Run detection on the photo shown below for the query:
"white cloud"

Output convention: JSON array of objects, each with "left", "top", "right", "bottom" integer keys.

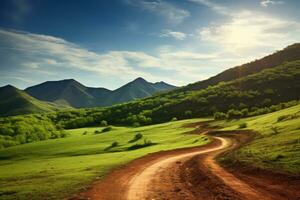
[
  {"left": 0, "top": 28, "right": 237, "bottom": 87},
  {"left": 125, "top": 0, "right": 190, "bottom": 24},
  {"left": 159, "top": 29, "right": 187, "bottom": 40},
  {"left": 198, "top": 10, "right": 300, "bottom": 53},
  {"left": 188, "top": 0, "right": 229, "bottom": 15},
  {"left": 260, "top": 0, "right": 284, "bottom": 7}
]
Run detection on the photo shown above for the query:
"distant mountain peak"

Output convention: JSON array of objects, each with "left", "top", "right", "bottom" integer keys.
[
  {"left": 2, "top": 84, "right": 16, "bottom": 89},
  {"left": 132, "top": 77, "right": 147, "bottom": 83}
]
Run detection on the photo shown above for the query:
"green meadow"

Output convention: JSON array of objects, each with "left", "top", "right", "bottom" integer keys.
[
  {"left": 0, "top": 119, "right": 209, "bottom": 200},
  {"left": 213, "top": 104, "right": 300, "bottom": 173}
]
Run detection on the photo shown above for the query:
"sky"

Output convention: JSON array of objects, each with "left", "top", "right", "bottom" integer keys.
[{"left": 0, "top": 0, "right": 300, "bottom": 89}]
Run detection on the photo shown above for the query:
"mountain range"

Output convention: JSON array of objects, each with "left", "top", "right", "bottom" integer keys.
[
  {"left": 25, "top": 77, "right": 176, "bottom": 108},
  {"left": 0, "top": 78, "right": 176, "bottom": 116}
]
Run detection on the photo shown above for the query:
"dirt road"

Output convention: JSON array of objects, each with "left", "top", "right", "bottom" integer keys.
[{"left": 76, "top": 134, "right": 300, "bottom": 200}]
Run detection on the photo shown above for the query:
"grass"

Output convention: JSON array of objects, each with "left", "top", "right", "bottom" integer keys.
[
  {"left": 211, "top": 104, "right": 300, "bottom": 173},
  {"left": 0, "top": 118, "right": 209, "bottom": 200}
]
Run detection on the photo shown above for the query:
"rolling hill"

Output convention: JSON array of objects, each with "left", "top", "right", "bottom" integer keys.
[
  {"left": 25, "top": 78, "right": 176, "bottom": 108},
  {"left": 182, "top": 43, "right": 300, "bottom": 91},
  {"left": 0, "top": 85, "right": 66, "bottom": 117}
]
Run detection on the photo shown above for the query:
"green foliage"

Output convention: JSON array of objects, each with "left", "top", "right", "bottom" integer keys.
[
  {"left": 127, "top": 139, "right": 155, "bottom": 150},
  {"left": 129, "top": 133, "right": 143, "bottom": 143},
  {"left": 171, "top": 117, "right": 178, "bottom": 121},
  {"left": 214, "top": 112, "right": 227, "bottom": 120},
  {"left": 102, "top": 126, "right": 112, "bottom": 133},
  {"left": 94, "top": 130, "right": 101, "bottom": 134},
  {"left": 239, "top": 123, "right": 247, "bottom": 129},
  {"left": 100, "top": 120, "right": 108, "bottom": 126}
]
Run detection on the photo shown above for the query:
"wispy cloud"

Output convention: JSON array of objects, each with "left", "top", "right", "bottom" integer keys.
[
  {"left": 0, "top": 28, "right": 236, "bottom": 88},
  {"left": 260, "top": 0, "right": 284, "bottom": 7},
  {"left": 159, "top": 29, "right": 187, "bottom": 40},
  {"left": 188, "top": 0, "right": 229, "bottom": 15},
  {"left": 125, "top": 0, "right": 190, "bottom": 24}
]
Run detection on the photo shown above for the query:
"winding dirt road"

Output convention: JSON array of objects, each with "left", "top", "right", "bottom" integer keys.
[{"left": 75, "top": 133, "right": 300, "bottom": 200}]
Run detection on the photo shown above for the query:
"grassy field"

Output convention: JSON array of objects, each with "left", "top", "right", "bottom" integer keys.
[
  {"left": 212, "top": 104, "right": 300, "bottom": 173},
  {"left": 0, "top": 118, "right": 209, "bottom": 200}
]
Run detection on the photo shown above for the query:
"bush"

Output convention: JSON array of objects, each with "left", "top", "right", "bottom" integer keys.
[
  {"left": 111, "top": 141, "right": 118, "bottom": 147},
  {"left": 171, "top": 117, "right": 177, "bottom": 121},
  {"left": 83, "top": 131, "right": 88, "bottom": 135},
  {"left": 104, "top": 141, "right": 119, "bottom": 151},
  {"left": 102, "top": 126, "right": 112, "bottom": 133},
  {"left": 100, "top": 120, "right": 108, "bottom": 126},
  {"left": 129, "top": 133, "right": 143, "bottom": 143},
  {"left": 127, "top": 139, "right": 155, "bottom": 150},
  {"left": 214, "top": 112, "right": 227, "bottom": 120},
  {"left": 227, "top": 109, "right": 243, "bottom": 119},
  {"left": 239, "top": 123, "right": 247, "bottom": 129},
  {"left": 132, "top": 122, "right": 140, "bottom": 127}
]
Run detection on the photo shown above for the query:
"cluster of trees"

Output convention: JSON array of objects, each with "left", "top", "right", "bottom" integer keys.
[
  {"left": 0, "top": 115, "right": 67, "bottom": 148},
  {"left": 214, "top": 100, "right": 300, "bottom": 120},
  {"left": 0, "top": 60, "right": 299, "bottom": 148}
]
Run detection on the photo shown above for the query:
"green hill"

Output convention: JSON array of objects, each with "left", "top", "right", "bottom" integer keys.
[
  {"left": 182, "top": 43, "right": 300, "bottom": 91},
  {"left": 25, "top": 78, "right": 176, "bottom": 108},
  {"left": 0, "top": 85, "right": 66, "bottom": 117}
]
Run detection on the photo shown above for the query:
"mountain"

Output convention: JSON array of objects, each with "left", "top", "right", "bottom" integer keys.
[
  {"left": 0, "top": 85, "right": 66, "bottom": 116},
  {"left": 182, "top": 43, "right": 300, "bottom": 91},
  {"left": 25, "top": 78, "right": 176, "bottom": 108},
  {"left": 101, "top": 78, "right": 176, "bottom": 105},
  {"left": 25, "top": 79, "right": 111, "bottom": 108}
]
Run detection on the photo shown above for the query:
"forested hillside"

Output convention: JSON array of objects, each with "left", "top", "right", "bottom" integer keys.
[{"left": 182, "top": 43, "right": 300, "bottom": 91}]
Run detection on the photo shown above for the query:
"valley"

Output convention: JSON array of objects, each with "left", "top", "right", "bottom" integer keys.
[{"left": 0, "top": 44, "right": 299, "bottom": 200}]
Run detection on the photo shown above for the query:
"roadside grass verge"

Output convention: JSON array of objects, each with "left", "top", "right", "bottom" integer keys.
[{"left": 211, "top": 104, "right": 300, "bottom": 173}]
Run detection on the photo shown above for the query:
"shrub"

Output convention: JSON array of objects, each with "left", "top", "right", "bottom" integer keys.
[
  {"left": 129, "top": 133, "right": 143, "bottom": 143},
  {"left": 132, "top": 122, "right": 140, "bottom": 127},
  {"left": 94, "top": 130, "right": 101, "bottom": 134},
  {"left": 83, "top": 131, "right": 88, "bottom": 135},
  {"left": 214, "top": 112, "right": 227, "bottom": 120},
  {"left": 171, "top": 117, "right": 177, "bottom": 121},
  {"left": 104, "top": 141, "right": 119, "bottom": 151},
  {"left": 227, "top": 109, "right": 243, "bottom": 119},
  {"left": 127, "top": 139, "right": 155, "bottom": 150},
  {"left": 100, "top": 120, "right": 108, "bottom": 126},
  {"left": 111, "top": 141, "right": 118, "bottom": 147},
  {"left": 239, "top": 123, "right": 247, "bottom": 129},
  {"left": 102, "top": 126, "right": 112, "bottom": 133}
]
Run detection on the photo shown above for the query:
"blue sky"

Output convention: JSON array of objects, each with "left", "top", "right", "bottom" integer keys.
[{"left": 0, "top": 0, "right": 300, "bottom": 89}]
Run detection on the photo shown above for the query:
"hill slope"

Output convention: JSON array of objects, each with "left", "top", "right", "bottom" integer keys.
[
  {"left": 0, "top": 85, "right": 64, "bottom": 116},
  {"left": 25, "top": 78, "right": 176, "bottom": 108},
  {"left": 183, "top": 43, "right": 300, "bottom": 91}
]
